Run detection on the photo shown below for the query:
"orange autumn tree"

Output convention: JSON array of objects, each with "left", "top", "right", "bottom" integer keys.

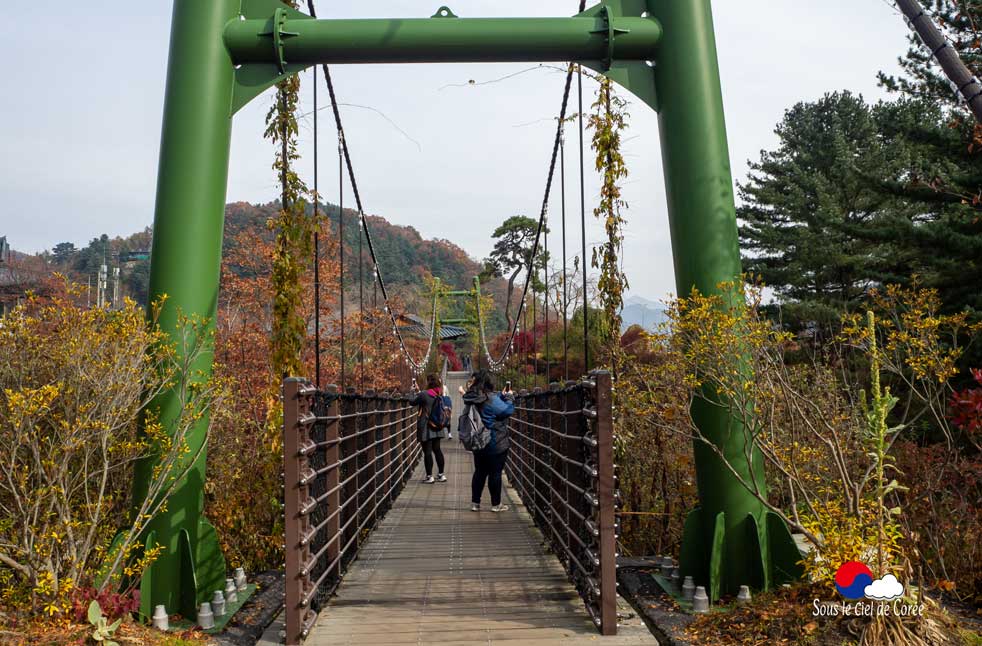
[{"left": 207, "top": 215, "right": 412, "bottom": 570}]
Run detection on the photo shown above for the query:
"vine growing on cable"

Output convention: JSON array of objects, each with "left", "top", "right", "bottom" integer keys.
[
  {"left": 589, "top": 76, "right": 630, "bottom": 351},
  {"left": 265, "top": 0, "right": 315, "bottom": 428}
]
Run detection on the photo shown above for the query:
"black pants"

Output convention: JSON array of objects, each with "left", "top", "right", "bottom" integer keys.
[
  {"left": 423, "top": 438, "right": 445, "bottom": 476},
  {"left": 472, "top": 449, "right": 508, "bottom": 506}
]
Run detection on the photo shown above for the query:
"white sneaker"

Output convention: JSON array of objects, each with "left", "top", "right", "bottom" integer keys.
[
  {"left": 422, "top": 475, "right": 435, "bottom": 484},
  {"left": 436, "top": 474, "right": 447, "bottom": 483},
  {"left": 490, "top": 504, "right": 510, "bottom": 513},
  {"left": 470, "top": 503, "right": 480, "bottom": 512}
]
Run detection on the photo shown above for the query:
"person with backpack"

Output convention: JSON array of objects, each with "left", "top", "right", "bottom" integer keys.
[
  {"left": 410, "top": 374, "right": 450, "bottom": 484},
  {"left": 460, "top": 370, "right": 514, "bottom": 512},
  {"left": 441, "top": 384, "right": 454, "bottom": 439}
]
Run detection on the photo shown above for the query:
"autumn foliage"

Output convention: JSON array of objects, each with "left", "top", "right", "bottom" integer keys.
[
  {"left": 0, "top": 287, "right": 223, "bottom": 623},
  {"left": 612, "top": 282, "right": 982, "bottom": 613}
]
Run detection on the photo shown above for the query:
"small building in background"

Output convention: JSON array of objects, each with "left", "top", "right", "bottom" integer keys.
[{"left": 0, "top": 238, "right": 51, "bottom": 317}]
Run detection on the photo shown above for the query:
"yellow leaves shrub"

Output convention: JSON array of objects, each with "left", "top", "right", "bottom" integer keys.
[
  {"left": 801, "top": 498, "right": 904, "bottom": 593},
  {"left": 615, "top": 281, "right": 970, "bottom": 587},
  {"left": 0, "top": 289, "right": 212, "bottom": 616},
  {"left": 841, "top": 282, "right": 982, "bottom": 386}
]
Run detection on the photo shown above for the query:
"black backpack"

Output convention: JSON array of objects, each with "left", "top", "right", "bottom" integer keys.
[
  {"left": 427, "top": 395, "right": 452, "bottom": 430},
  {"left": 457, "top": 404, "right": 491, "bottom": 452}
]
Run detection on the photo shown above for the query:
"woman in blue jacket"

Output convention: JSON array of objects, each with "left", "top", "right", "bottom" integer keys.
[{"left": 461, "top": 370, "right": 515, "bottom": 512}]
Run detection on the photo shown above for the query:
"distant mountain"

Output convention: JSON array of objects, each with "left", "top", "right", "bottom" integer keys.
[
  {"left": 621, "top": 295, "right": 667, "bottom": 332},
  {"left": 16, "top": 201, "right": 509, "bottom": 331},
  {"left": 225, "top": 201, "right": 486, "bottom": 292}
]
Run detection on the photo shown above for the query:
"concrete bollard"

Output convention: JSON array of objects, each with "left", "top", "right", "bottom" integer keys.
[
  {"left": 234, "top": 567, "right": 248, "bottom": 592},
  {"left": 682, "top": 576, "right": 696, "bottom": 601},
  {"left": 660, "top": 555, "right": 674, "bottom": 578},
  {"left": 692, "top": 586, "right": 710, "bottom": 614},
  {"left": 212, "top": 590, "right": 226, "bottom": 617},
  {"left": 197, "top": 602, "right": 215, "bottom": 630},
  {"left": 671, "top": 567, "right": 681, "bottom": 589},
  {"left": 737, "top": 585, "right": 752, "bottom": 604},
  {"left": 152, "top": 605, "right": 169, "bottom": 631},
  {"left": 225, "top": 578, "right": 238, "bottom": 605}
]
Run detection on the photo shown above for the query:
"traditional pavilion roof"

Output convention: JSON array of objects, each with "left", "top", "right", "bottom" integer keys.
[{"left": 397, "top": 313, "right": 467, "bottom": 341}]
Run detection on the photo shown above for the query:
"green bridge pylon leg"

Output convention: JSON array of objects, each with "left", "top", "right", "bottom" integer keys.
[
  {"left": 642, "top": 0, "right": 803, "bottom": 600},
  {"left": 131, "top": 0, "right": 239, "bottom": 620}
]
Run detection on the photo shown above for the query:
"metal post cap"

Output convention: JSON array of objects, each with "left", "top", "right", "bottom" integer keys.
[
  {"left": 737, "top": 585, "right": 752, "bottom": 604},
  {"left": 212, "top": 590, "right": 226, "bottom": 617},
  {"left": 151, "top": 605, "right": 169, "bottom": 631},
  {"left": 197, "top": 602, "right": 215, "bottom": 629},
  {"left": 682, "top": 576, "right": 696, "bottom": 601},
  {"left": 692, "top": 586, "right": 710, "bottom": 614}
]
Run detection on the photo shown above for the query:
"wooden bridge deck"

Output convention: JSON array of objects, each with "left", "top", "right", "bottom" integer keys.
[{"left": 304, "top": 442, "right": 656, "bottom": 645}]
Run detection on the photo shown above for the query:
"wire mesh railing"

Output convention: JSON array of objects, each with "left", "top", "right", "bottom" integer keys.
[
  {"left": 505, "top": 370, "right": 620, "bottom": 635},
  {"left": 282, "top": 379, "right": 422, "bottom": 645}
]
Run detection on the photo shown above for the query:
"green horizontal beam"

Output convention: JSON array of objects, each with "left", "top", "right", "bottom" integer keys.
[{"left": 225, "top": 14, "right": 661, "bottom": 66}]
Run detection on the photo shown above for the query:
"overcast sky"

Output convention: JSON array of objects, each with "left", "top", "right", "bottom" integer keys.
[{"left": 0, "top": 1, "right": 912, "bottom": 301}]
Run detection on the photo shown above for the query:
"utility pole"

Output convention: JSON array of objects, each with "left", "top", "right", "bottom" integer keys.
[
  {"left": 112, "top": 267, "right": 121, "bottom": 308},
  {"left": 895, "top": 0, "right": 982, "bottom": 123},
  {"left": 97, "top": 264, "right": 107, "bottom": 308}
]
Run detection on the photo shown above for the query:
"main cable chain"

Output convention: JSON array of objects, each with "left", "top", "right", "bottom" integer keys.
[
  {"left": 307, "top": 0, "right": 438, "bottom": 378},
  {"left": 308, "top": 0, "right": 586, "bottom": 378},
  {"left": 478, "top": 2, "right": 585, "bottom": 373}
]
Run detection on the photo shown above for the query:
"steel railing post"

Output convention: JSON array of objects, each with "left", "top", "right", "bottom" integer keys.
[
  {"left": 325, "top": 386, "right": 341, "bottom": 582},
  {"left": 548, "top": 382, "right": 562, "bottom": 550},
  {"left": 365, "top": 390, "right": 378, "bottom": 530},
  {"left": 593, "top": 371, "right": 616, "bottom": 635},
  {"left": 283, "top": 378, "right": 313, "bottom": 645},
  {"left": 341, "top": 389, "right": 356, "bottom": 565},
  {"left": 534, "top": 387, "right": 546, "bottom": 525},
  {"left": 562, "top": 380, "right": 577, "bottom": 574},
  {"left": 381, "top": 393, "right": 391, "bottom": 507}
]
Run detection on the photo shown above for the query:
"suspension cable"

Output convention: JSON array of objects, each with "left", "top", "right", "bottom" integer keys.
[
  {"left": 308, "top": 0, "right": 586, "bottom": 379},
  {"left": 313, "top": 65, "right": 321, "bottom": 388},
  {"left": 476, "top": 0, "right": 587, "bottom": 374},
  {"left": 544, "top": 195, "right": 550, "bottom": 386},
  {"left": 358, "top": 201, "right": 364, "bottom": 388},
  {"left": 338, "top": 136, "right": 346, "bottom": 389},
  {"left": 477, "top": 60, "right": 579, "bottom": 373},
  {"left": 532, "top": 268, "right": 537, "bottom": 387},
  {"left": 307, "top": 0, "right": 438, "bottom": 378},
  {"left": 560, "top": 127, "right": 568, "bottom": 381},
  {"left": 578, "top": 63, "right": 590, "bottom": 373}
]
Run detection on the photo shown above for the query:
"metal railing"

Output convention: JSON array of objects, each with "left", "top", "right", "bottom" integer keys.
[
  {"left": 505, "top": 370, "right": 620, "bottom": 635},
  {"left": 282, "top": 379, "right": 422, "bottom": 645}
]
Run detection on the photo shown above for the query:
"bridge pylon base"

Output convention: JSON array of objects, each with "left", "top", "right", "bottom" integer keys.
[{"left": 679, "top": 507, "right": 804, "bottom": 603}]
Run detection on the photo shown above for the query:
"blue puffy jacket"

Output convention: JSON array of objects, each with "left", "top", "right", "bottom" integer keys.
[{"left": 462, "top": 389, "right": 515, "bottom": 455}]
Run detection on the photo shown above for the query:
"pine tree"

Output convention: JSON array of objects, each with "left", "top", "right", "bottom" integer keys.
[
  {"left": 738, "top": 92, "right": 982, "bottom": 324},
  {"left": 738, "top": 92, "right": 909, "bottom": 326},
  {"left": 875, "top": 1, "right": 982, "bottom": 312},
  {"left": 878, "top": 0, "right": 982, "bottom": 214}
]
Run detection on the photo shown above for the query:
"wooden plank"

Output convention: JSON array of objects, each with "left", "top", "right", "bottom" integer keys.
[{"left": 304, "top": 440, "right": 656, "bottom": 645}]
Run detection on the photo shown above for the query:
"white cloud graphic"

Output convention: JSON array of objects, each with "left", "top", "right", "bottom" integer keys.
[{"left": 864, "top": 574, "right": 904, "bottom": 601}]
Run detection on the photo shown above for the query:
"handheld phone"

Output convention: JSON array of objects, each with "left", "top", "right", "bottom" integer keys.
[{"left": 505, "top": 381, "right": 512, "bottom": 391}]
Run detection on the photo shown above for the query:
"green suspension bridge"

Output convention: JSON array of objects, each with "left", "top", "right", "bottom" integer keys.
[{"left": 134, "top": 1, "right": 805, "bottom": 643}]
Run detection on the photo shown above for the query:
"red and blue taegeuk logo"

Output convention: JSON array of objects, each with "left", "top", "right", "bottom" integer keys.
[{"left": 834, "top": 561, "right": 874, "bottom": 599}]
